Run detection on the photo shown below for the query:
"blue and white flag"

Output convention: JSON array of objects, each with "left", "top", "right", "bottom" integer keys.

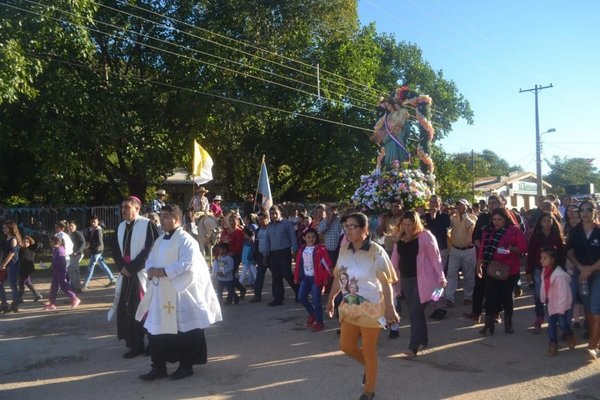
[{"left": 257, "top": 156, "right": 272, "bottom": 210}]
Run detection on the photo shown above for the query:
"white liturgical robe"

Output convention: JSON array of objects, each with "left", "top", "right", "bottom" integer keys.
[{"left": 136, "top": 227, "right": 222, "bottom": 335}]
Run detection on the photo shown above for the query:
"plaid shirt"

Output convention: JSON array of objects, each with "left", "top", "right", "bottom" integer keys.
[
  {"left": 318, "top": 216, "right": 342, "bottom": 251},
  {"left": 265, "top": 219, "right": 298, "bottom": 254}
]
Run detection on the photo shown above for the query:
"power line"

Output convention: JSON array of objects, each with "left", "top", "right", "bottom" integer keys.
[
  {"left": 110, "top": 0, "right": 386, "bottom": 98},
  {"left": 15, "top": 0, "right": 379, "bottom": 115},
  {"left": 3, "top": 1, "right": 449, "bottom": 131},
  {"left": 27, "top": 51, "right": 376, "bottom": 135},
  {"left": 96, "top": 0, "right": 450, "bottom": 121}
]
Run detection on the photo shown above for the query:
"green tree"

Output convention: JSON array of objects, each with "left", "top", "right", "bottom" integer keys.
[
  {"left": 431, "top": 146, "right": 474, "bottom": 202},
  {"left": 0, "top": 0, "right": 474, "bottom": 205},
  {"left": 544, "top": 156, "right": 600, "bottom": 195}
]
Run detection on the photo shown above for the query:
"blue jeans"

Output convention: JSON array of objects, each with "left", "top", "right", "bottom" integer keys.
[
  {"left": 532, "top": 269, "right": 544, "bottom": 319},
  {"left": 3, "top": 262, "right": 20, "bottom": 303},
  {"left": 217, "top": 280, "right": 238, "bottom": 303},
  {"left": 83, "top": 253, "right": 115, "bottom": 287},
  {"left": 547, "top": 311, "right": 573, "bottom": 344},
  {"left": 585, "top": 271, "right": 600, "bottom": 314},
  {"left": 298, "top": 275, "right": 323, "bottom": 324}
]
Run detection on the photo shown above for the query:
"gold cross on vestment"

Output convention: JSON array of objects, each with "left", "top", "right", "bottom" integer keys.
[{"left": 163, "top": 301, "right": 175, "bottom": 315}]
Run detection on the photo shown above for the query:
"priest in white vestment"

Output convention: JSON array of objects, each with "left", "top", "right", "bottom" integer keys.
[{"left": 136, "top": 204, "right": 222, "bottom": 381}]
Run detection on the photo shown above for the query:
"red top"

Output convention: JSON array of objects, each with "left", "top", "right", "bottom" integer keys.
[
  {"left": 293, "top": 244, "right": 333, "bottom": 286},
  {"left": 210, "top": 202, "right": 223, "bottom": 217},
  {"left": 479, "top": 225, "right": 528, "bottom": 275},
  {"left": 526, "top": 230, "right": 565, "bottom": 275},
  {"left": 220, "top": 227, "right": 244, "bottom": 256}
]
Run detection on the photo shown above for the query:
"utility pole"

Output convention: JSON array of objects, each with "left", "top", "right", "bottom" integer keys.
[{"left": 520, "top": 83, "right": 553, "bottom": 197}]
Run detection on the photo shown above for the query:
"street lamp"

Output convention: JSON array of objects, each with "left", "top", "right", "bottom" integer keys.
[{"left": 536, "top": 128, "right": 556, "bottom": 196}]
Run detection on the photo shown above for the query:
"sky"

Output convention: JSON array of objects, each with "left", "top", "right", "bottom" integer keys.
[{"left": 357, "top": 0, "right": 600, "bottom": 176}]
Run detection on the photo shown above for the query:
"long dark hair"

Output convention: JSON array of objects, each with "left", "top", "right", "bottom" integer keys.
[
  {"left": 490, "top": 208, "right": 515, "bottom": 228},
  {"left": 532, "top": 212, "right": 564, "bottom": 243}
]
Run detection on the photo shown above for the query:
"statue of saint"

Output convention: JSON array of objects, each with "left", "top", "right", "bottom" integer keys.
[{"left": 373, "top": 96, "right": 411, "bottom": 168}]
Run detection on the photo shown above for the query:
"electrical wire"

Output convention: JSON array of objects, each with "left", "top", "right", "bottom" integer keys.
[
  {"left": 109, "top": 0, "right": 386, "bottom": 97},
  {"left": 2, "top": 1, "right": 451, "bottom": 130},
  {"left": 95, "top": 0, "right": 450, "bottom": 121},
  {"left": 14, "top": 0, "right": 379, "bottom": 115},
  {"left": 26, "top": 51, "right": 377, "bottom": 135}
]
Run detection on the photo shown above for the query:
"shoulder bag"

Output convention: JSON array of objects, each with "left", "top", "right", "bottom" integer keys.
[{"left": 487, "top": 260, "right": 510, "bottom": 281}]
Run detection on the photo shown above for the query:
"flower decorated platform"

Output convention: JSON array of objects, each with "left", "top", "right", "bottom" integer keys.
[
  {"left": 351, "top": 163, "right": 435, "bottom": 213},
  {"left": 352, "top": 85, "right": 436, "bottom": 212}
]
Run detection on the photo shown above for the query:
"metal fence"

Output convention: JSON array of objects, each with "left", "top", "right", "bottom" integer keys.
[
  {"left": 1, "top": 206, "right": 121, "bottom": 252},
  {"left": 0, "top": 201, "right": 332, "bottom": 255}
]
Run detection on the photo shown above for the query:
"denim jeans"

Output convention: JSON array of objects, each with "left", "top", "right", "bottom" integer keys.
[
  {"left": 298, "top": 275, "right": 323, "bottom": 323},
  {"left": 0, "top": 262, "right": 19, "bottom": 304},
  {"left": 6, "top": 262, "right": 19, "bottom": 303},
  {"left": 532, "top": 269, "right": 544, "bottom": 319},
  {"left": 547, "top": 311, "right": 573, "bottom": 344},
  {"left": 217, "top": 280, "right": 238, "bottom": 303},
  {"left": 83, "top": 252, "right": 115, "bottom": 287},
  {"left": 585, "top": 271, "right": 600, "bottom": 314}
]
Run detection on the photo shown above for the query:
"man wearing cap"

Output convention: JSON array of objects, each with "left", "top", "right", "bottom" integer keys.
[
  {"left": 112, "top": 196, "right": 159, "bottom": 358},
  {"left": 150, "top": 189, "right": 167, "bottom": 214},
  {"left": 445, "top": 199, "right": 477, "bottom": 307},
  {"left": 210, "top": 195, "right": 223, "bottom": 218}
]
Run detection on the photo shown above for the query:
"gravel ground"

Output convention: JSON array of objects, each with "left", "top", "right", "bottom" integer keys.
[{"left": 1, "top": 273, "right": 599, "bottom": 400}]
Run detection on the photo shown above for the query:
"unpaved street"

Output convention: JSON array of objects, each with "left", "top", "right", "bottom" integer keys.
[{"left": 1, "top": 274, "right": 599, "bottom": 400}]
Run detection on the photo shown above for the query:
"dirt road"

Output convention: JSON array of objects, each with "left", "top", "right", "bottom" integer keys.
[{"left": 1, "top": 274, "right": 599, "bottom": 400}]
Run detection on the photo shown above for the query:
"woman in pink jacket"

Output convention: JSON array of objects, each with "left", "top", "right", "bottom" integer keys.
[
  {"left": 540, "top": 247, "right": 575, "bottom": 356},
  {"left": 477, "top": 208, "right": 527, "bottom": 335},
  {"left": 391, "top": 210, "right": 446, "bottom": 358}
]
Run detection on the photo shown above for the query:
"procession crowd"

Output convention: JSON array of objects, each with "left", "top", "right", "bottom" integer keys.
[{"left": 1, "top": 188, "right": 599, "bottom": 400}]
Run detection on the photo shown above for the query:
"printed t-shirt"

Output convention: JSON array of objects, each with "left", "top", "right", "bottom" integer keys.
[{"left": 334, "top": 238, "right": 397, "bottom": 328}]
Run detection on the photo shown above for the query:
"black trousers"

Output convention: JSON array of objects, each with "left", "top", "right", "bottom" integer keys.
[
  {"left": 150, "top": 329, "right": 207, "bottom": 369},
  {"left": 484, "top": 274, "right": 518, "bottom": 317},
  {"left": 269, "top": 248, "right": 297, "bottom": 302},
  {"left": 232, "top": 253, "right": 246, "bottom": 293},
  {"left": 472, "top": 274, "right": 486, "bottom": 315}
]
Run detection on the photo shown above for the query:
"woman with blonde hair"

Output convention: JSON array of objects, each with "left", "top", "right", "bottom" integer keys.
[
  {"left": 1, "top": 221, "right": 23, "bottom": 313},
  {"left": 391, "top": 210, "right": 447, "bottom": 358}
]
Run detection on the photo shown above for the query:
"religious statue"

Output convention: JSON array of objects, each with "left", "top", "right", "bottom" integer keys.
[{"left": 372, "top": 95, "right": 412, "bottom": 168}]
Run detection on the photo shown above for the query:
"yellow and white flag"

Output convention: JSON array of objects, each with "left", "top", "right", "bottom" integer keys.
[{"left": 192, "top": 140, "right": 213, "bottom": 185}]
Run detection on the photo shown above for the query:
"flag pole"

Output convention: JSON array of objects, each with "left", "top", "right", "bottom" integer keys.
[
  {"left": 192, "top": 140, "right": 196, "bottom": 206},
  {"left": 253, "top": 155, "right": 264, "bottom": 211}
]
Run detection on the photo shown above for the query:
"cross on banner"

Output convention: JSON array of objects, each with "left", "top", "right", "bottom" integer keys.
[{"left": 163, "top": 301, "right": 175, "bottom": 315}]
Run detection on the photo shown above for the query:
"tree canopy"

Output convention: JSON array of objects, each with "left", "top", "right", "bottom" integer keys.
[
  {"left": 0, "top": 0, "right": 473, "bottom": 205},
  {"left": 544, "top": 156, "right": 600, "bottom": 195}
]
